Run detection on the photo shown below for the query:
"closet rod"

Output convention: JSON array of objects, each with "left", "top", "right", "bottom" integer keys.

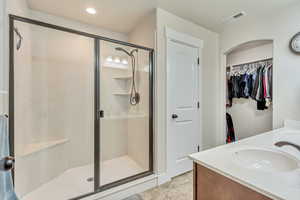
[{"left": 232, "top": 58, "right": 273, "bottom": 68}]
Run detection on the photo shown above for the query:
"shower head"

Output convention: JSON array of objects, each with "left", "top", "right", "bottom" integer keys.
[
  {"left": 115, "top": 47, "right": 131, "bottom": 56},
  {"left": 115, "top": 46, "right": 140, "bottom": 106},
  {"left": 115, "top": 47, "right": 138, "bottom": 56}
]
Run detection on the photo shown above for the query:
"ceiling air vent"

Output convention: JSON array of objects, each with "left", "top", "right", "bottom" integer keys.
[
  {"left": 223, "top": 11, "right": 246, "bottom": 23},
  {"left": 233, "top": 12, "right": 245, "bottom": 19}
]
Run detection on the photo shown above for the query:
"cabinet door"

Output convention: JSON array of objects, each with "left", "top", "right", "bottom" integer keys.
[{"left": 194, "top": 163, "right": 272, "bottom": 200}]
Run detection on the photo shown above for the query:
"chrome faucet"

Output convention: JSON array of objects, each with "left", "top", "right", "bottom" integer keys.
[{"left": 274, "top": 141, "right": 300, "bottom": 152}]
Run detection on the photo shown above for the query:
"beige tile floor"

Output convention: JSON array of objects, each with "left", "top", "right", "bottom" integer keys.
[{"left": 140, "top": 172, "right": 193, "bottom": 200}]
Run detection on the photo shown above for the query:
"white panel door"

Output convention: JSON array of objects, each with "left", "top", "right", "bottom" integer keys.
[{"left": 167, "top": 39, "right": 200, "bottom": 178}]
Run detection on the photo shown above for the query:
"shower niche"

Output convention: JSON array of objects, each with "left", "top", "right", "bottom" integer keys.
[{"left": 10, "top": 16, "right": 153, "bottom": 200}]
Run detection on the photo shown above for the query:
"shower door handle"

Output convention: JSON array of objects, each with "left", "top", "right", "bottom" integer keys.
[
  {"left": 0, "top": 156, "right": 15, "bottom": 172},
  {"left": 98, "top": 110, "right": 104, "bottom": 119}
]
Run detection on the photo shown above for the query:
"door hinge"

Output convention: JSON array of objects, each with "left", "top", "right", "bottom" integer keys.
[
  {"left": 197, "top": 145, "right": 200, "bottom": 152},
  {"left": 197, "top": 101, "right": 200, "bottom": 109},
  {"left": 197, "top": 57, "right": 200, "bottom": 65}
]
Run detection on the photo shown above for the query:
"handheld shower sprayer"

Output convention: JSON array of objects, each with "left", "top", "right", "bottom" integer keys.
[{"left": 115, "top": 47, "right": 140, "bottom": 105}]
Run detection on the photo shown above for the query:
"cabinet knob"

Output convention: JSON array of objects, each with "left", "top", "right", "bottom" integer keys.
[{"left": 0, "top": 156, "right": 15, "bottom": 172}]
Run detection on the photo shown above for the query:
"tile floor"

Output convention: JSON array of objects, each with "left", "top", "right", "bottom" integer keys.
[{"left": 140, "top": 172, "right": 193, "bottom": 200}]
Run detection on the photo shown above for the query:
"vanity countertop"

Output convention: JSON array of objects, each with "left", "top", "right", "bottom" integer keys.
[{"left": 189, "top": 120, "right": 300, "bottom": 200}]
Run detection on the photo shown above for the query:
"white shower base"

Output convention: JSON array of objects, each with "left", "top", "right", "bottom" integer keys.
[{"left": 21, "top": 155, "right": 145, "bottom": 200}]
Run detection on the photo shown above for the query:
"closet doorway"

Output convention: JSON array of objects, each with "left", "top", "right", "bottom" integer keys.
[{"left": 224, "top": 40, "right": 273, "bottom": 143}]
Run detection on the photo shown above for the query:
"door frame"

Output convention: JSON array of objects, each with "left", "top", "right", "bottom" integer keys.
[
  {"left": 8, "top": 14, "right": 154, "bottom": 200},
  {"left": 165, "top": 27, "right": 203, "bottom": 179}
]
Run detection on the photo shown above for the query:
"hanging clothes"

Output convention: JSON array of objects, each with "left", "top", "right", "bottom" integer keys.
[
  {"left": 227, "top": 78, "right": 233, "bottom": 107},
  {"left": 264, "top": 65, "right": 273, "bottom": 107},
  {"left": 230, "top": 76, "right": 241, "bottom": 98},
  {"left": 246, "top": 74, "right": 253, "bottom": 97},
  {"left": 255, "top": 66, "right": 265, "bottom": 101},
  {"left": 227, "top": 59, "right": 273, "bottom": 111},
  {"left": 226, "top": 113, "right": 235, "bottom": 143}
]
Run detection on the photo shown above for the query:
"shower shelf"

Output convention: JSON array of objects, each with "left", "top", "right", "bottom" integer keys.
[
  {"left": 113, "top": 76, "right": 132, "bottom": 80},
  {"left": 16, "top": 138, "right": 69, "bottom": 157},
  {"left": 113, "top": 92, "right": 131, "bottom": 96},
  {"left": 103, "top": 64, "right": 128, "bottom": 70}
]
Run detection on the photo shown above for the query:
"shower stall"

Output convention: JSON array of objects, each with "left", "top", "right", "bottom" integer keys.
[{"left": 8, "top": 15, "right": 154, "bottom": 200}]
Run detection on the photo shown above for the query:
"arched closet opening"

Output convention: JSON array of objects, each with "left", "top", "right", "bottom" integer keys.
[{"left": 225, "top": 40, "right": 273, "bottom": 142}]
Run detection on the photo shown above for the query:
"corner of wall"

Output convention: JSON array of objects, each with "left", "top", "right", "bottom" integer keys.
[{"left": 128, "top": 10, "right": 156, "bottom": 48}]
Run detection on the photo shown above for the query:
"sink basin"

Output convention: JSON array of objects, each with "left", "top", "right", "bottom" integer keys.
[{"left": 233, "top": 148, "right": 299, "bottom": 172}]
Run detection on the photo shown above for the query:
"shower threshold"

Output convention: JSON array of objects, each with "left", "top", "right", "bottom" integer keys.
[{"left": 21, "top": 156, "right": 145, "bottom": 200}]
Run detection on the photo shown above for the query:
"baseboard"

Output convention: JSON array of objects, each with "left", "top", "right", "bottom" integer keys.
[
  {"left": 156, "top": 173, "right": 171, "bottom": 185},
  {"left": 83, "top": 175, "right": 157, "bottom": 200}
]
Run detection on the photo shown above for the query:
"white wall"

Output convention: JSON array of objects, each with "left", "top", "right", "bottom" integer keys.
[
  {"left": 6, "top": 0, "right": 30, "bottom": 15},
  {"left": 219, "top": 2, "right": 300, "bottom": 144},
  {"left": 226, "top": 43, "right": 273, "bottom": 140},
  {"left": 128, "top": 12, "right": 156, "bottom": 49},
  {"left": 155, "top": 8, "right": 219, "bottom": 175}
]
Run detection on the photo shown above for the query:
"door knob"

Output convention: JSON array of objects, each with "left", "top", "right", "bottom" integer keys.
[
  {"left": 0, "top": 156, "right": 15, "bottom": 172},
  {"left": 172, "top": 114, "right": 178, "bottom": 119}
]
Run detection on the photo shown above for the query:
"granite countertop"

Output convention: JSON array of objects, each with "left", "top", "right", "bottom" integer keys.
[{"left": 189, "top": 120, "right": 300, "bottom": 200}]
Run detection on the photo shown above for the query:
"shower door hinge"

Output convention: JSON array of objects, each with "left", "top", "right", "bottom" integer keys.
[
  {"left": 197, "top": 57, "right": 200, "bottom": 65},
  {"left": 197, "top": 101, "right": 200, "bottom": 109},
  {"left": 197, "top": 145, "right": 200, "bottom": 152}
]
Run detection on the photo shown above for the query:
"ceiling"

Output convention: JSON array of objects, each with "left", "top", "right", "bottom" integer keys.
[{"left": 27, "top": 0, "right": 298, "bottom": 33}]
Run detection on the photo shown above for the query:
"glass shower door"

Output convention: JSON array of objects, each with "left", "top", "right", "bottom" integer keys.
[
  {"left": 11, "top": 16, "right": 154, "bottom": 199},
  {"left": 98, "top": 40, "right": 153, "bottom": 188},
  {"left": 12, "top": 20, "right": 95, "bottom": 200}
]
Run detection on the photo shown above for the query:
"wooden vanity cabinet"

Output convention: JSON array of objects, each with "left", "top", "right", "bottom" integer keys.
[{"left": 193, "top": 163, "right": 272, "bottom": 200}]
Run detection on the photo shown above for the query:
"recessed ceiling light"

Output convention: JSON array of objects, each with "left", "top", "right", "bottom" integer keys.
[{"left": 86, "top": 7, "right": 97, "bottom": 15}]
